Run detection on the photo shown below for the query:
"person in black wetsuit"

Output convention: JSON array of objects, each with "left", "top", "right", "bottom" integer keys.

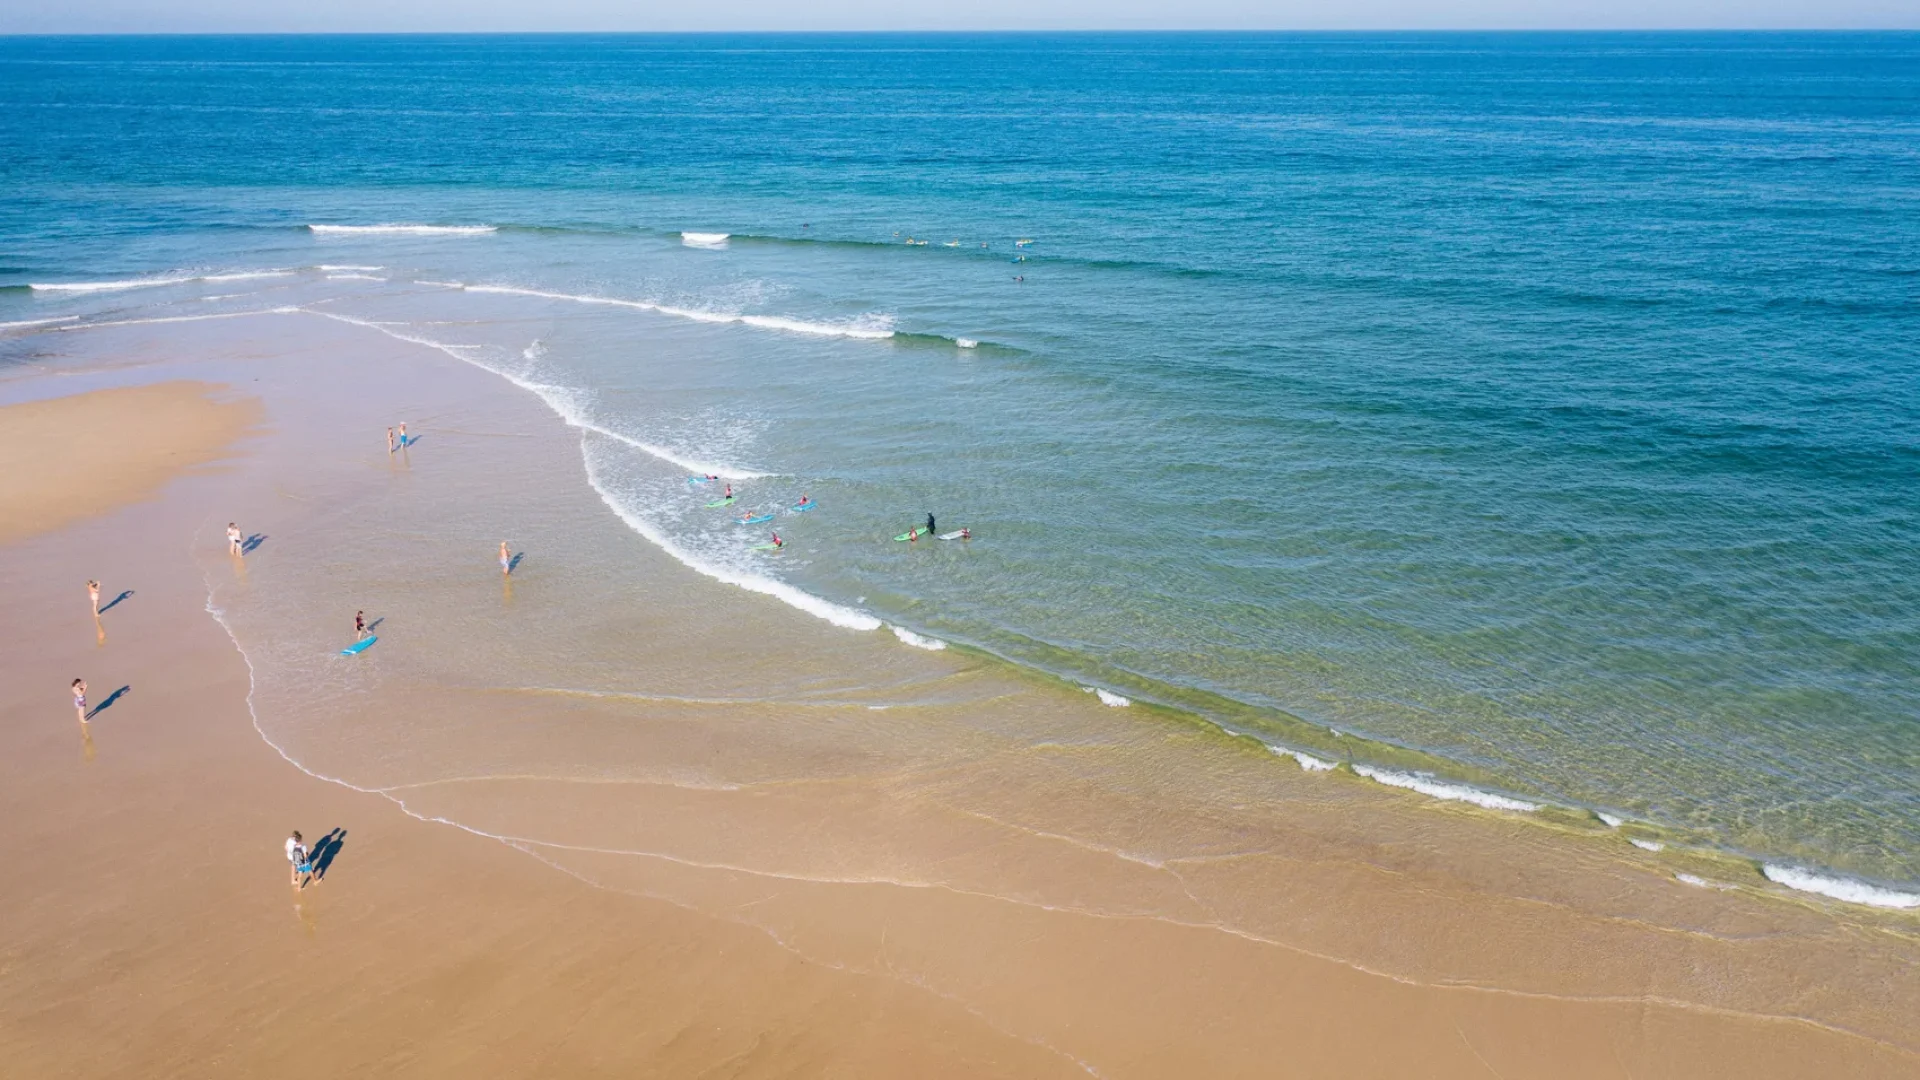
[{"left": 926, "top": 513, "right": 936, "bottom": 536}]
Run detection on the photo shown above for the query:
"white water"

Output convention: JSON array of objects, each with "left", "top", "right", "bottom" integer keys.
[
  {"left": 1761, "top": 865, "right": 1920, "bottom": 910},
  {"left": 1350, "top": 765, "right": 1538, "bottom": 813}
]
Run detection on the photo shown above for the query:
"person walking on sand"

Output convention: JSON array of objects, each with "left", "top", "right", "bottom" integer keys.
[
  {"left": 87, "top": 580, "right": 101, "bottom": 616},
  {"left": 286, "top": 830, "right": 313, "bottom": 889},
  {"left": 72, "top": 678, "right": 88, "bottom": 723},
  {"left": 227, "top": 523, "right": 243, "bottom": 556},
  {"left": 499, "top": 541, "right": 512, "bottom": 575}
]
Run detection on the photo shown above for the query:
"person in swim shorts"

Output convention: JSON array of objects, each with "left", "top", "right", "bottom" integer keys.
[
  {"left": 355, "top": 611, "right": 367, "bottom": 639},
  {"left": 72, "top": 678, "right": 87, "bottom": 723},
  {"left": 286, "top": 830, "right": 313, "bottom": 889},
  {"left": 227, "top": 523, "right": 243, "bottom": 556},
  {"left": 87, "top": 580, "right": 101, "bottom": 616},
  {"left": 500, "top": 541, "right": 512, "bottom": 575}
]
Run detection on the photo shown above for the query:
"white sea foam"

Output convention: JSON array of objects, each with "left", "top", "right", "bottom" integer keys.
[
  {"left": 326, "top": 273, "right": 386, "bottom": 282},
  {"left": 309, "top": 224, "right": 496, "bottom": 236},
  {"left": 1676, "top": 873, "right": 1732, "bottom": 890},
  {"left": 1081, "top": 687, "right": 1130, "bottom": 707},
  {"left": 1761, "top": 865, "right": 1920, "bottom": 910},
  {"left": 460, "top": 283, "right": 898, "bottom": 342},
  {"left": 1267, "top": 745, "right": 1336, "bottom": 772},
  {"left": 681, "top": 231, "right": 730, "bottom": 249},
  {"left": 417, "top": 279, "right": 467, "bottom": 289},
  {"left": 0, "top": 315, "right": 79, "bottom": 330},
  {"left": 318, "top": 264, "right": 383, "bottom": 271},
  {"left": 1629, "top": 838, "right": 1665, "bottom": 852},
  {"left": 956, "top": 338, "right": 979, "bottom": 349},
  {"left": 201, "top": 270, "right": 293, "bottom": 282},
  {"left": 891, "top": 626, "right": 947, "bottom": 650},
  {"left": 1350, "top": 765, "right": 1538, "bottom": 813},
  {"left": 30, "top": 275, "right": 195, "bottom": 293},
  {"left": 1596, "top": 812, "right": 1624, "bottom": 828},
  {"left": 59, "top": 308, "right": 299, "bottom": 331}
]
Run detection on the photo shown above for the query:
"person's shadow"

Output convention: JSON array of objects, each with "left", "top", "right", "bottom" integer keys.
[
  {"left": 241, "top": 534, "right": 268, "bottom": 554},
  {"left": 507, "top": 553, "right": 524, "bottom": 573},
  {"left": 85, "top": 685, "right": 130, "bottom": 720},
  {"left": 97, "top": 590, "right": 135, "bottom": 614},
  {"left": 310, "top": 828, "right": 349, "bottom": 880}
]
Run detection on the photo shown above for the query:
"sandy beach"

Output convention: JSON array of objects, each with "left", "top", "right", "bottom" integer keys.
[{"left": 2, "top": 313, "right": 1917, "bottom": 1078}]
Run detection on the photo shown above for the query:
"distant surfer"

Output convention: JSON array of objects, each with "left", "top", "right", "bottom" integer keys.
[
  {"left": 796, "top": 493, "right": 812, "bottom": 508},
  {"left": 227, "top": 522, "right": 243, "bottom": 556},
  {"left": 500, "top": 541, "right": 512, "bottom": 575},
  {"left": 770, "top": 532, "right": 784, "bottom": 549},
  {"left": 355, "top": 611, "right": 368, "bottom": 640},
  {"left": 724, "top": 483, "right": 734, "bottom": 501}
]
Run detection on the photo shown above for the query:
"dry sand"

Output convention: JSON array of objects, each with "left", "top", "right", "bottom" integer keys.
[{"left": 2, "top": 361, "right": 1916, "bottom": 1079}]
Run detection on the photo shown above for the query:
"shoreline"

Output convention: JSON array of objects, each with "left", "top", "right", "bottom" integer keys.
[{"left": 3, "top": 315, "right": 1918, "bottom": 1075}]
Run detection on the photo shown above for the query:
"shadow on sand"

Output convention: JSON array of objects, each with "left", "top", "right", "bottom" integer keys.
[
  {"left": 85, "top": 685, "right": 130, "bottom": 720},
  {"left": 310, "top": 828, "right": 349, "bottom": 880},
  {"left": 241, "top": 534, "right": 268, "bottom": 554},
  {"left": 97, "top": 589, "right": 135, "bottom": 614}
]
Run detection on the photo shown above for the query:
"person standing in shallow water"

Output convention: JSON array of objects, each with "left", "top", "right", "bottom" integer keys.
[
  {"left": 355, "top": 611, "right": 368, "bottom": 640},
  {"left": 500, "top": 541, "right": 512, "bottom": 575},
  {"left": 286, "top": 831, "right": 313, "bottom": 889},
  {"left": 72, "top": 678, "right": 87, "bottom": 723},
  {"left": 227, "top": 522, "right": 243, "bottom": 556},
  {"left": 387, "top": 426, "right": 396, "bottom": 454},
  {"left": 87, "top": 580, "right": 100, "bottom": 615}
]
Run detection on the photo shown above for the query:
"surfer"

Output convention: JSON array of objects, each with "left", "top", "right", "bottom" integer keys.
[
  {"left": 500, "top": 541, "right": 512, "bottom": 575},
  {"left": 227, "top": 522, "right": 243, "bottom": 556},
  {"left": 72, "top": 678, "right": 87, "bottom": 724},
  {"left": 286, "top": 831, "right": 313, "bottom": 890},
  {"left": 797, "top": 493, "right": 812, "bottom": 508},
  {"left": 926, "top": 513, "right": 936, "bottom": 536},
  {"left": 87, "top": 580, "right": 101, "bottom": 616},
  {"left": 354, "top": 611, "right": 368, "bottom": 640},
  {"left": 957, "top": 528, "right": 971, "bottom": 540},
  {"left": 770, "top": 532, "right": 784, "bottom": 549},
  {"left": 724, "top": 483, "right": 734, "bottom": 500}
]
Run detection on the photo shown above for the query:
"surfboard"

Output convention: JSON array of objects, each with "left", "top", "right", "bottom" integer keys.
[
  {"left": 894, "top": 528, "right": 928, "bottom": 542},
  {"left": 340, "top": 635, "right": 377, "bottom": 656},
  {"left": 752, "top": 543, "right": 783, "bottom": 551},
  {"left": 739, "top": 513, "right": 774, "bottom": 525},
  {"left": 687, "top": 476, "right": 713, "bottom": 485},
  {"left": 939, "top": 530, "right": 969, "bottom": 540},
  {"left": 790, "top": 502, "right": 816, "bottom": 512},
  {"left": 706, "top": 497, "right": 736, "bottom": 507}
]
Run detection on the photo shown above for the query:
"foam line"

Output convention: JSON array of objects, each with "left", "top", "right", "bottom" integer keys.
[
  {"left": 31, "top": 275, "right": 195, "bottom": 293},
  {"left": 58, "top": 307, "right": 299, "bottom": 331},
  {"left": 1267, "top": 745, "right": 1336, "bottom": 772},
  {"left": 309, "top": 224, "right": 496, "bottom": 235},
  {"left": 1350, "top": 764, "right": 1538, "bottom": 812},
  {"left": 1762, "top": 865, "right": 1920, "bottom": 910},
  {"left": 0, "top": 315, "right": 79, "bottom": 329},
  {"left": 1082, "top": 687, "right": 1130, "bottom": 707},
  {"left": 892, "top": 626, "right": 947, "bottom": 650},
  {"left": 681, "top": 231, "right": 730, "bottom": 248},
  {"left": 317, "top": 264, "right": 384, "bottom": 271},
  {"left": 461, "top": 283, "right": 897, "bottom": 341}
]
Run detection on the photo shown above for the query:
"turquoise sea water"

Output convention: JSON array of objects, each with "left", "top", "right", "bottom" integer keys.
[{"left": 3, "top": 33, "right": 1917, "bottom": 896}]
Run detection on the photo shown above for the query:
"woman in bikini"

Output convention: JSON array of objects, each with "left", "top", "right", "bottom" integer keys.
[{"left": 72, "top": 678, "right": 87, "bottom": 723}]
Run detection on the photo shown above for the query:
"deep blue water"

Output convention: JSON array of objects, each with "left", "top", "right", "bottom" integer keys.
[{"left": 3, "top": 33, "right": 1917, "bottom": 894}]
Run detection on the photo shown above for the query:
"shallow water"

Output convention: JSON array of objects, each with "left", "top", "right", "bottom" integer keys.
[{"left": 3, "top": 32, "right": 1917, "bottom": 897}]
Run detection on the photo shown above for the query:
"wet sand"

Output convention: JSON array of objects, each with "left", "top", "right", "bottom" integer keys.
[{"left": 2, "top": 315, "right": 1916, "bottom": 1078}]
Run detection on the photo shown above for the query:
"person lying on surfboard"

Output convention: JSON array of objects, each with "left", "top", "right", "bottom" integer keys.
[
  {"left": 770, "top": 532, "right": 784, "bottom": 549},
  {"left": 796, "top": 493, "right": 811, "bottom": 507}
]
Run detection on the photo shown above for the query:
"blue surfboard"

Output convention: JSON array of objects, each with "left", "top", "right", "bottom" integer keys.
[
  {"left": 340, "top": 635, "right": 377, "bottom": 656},
  {"left": 738, "top": 513, "right": 775, "bottom": 525},
  {"left": 790, "top": 502, "right": 817, "bottom": 512}
]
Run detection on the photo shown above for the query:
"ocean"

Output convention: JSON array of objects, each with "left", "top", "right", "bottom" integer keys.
[{"left": 3, "top": 31, "right": 1917, "bottom": 901}]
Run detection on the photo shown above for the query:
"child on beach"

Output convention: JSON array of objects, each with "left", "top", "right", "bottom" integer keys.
[
  {"left": 286, "top": 831, "right": 313, "bottom": 889},
  {"left": 87, "top": 580, "right": 100, "bottom": 615},
  {"left": 227, "top": 523, "right": 243, "bottom": 556},
  {"left": 72, "top": 678, "right": 87, "bottom": 723}
]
